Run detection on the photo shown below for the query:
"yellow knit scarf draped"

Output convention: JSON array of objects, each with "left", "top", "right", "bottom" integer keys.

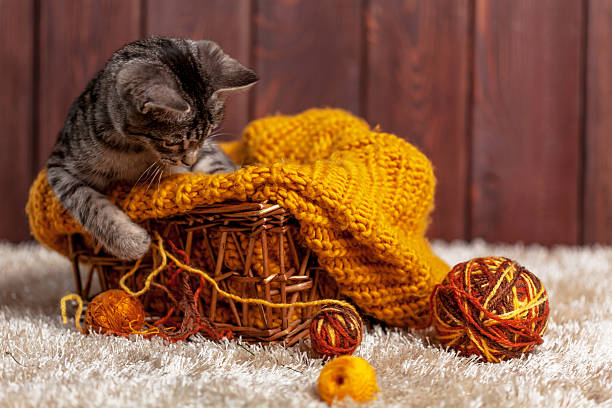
[{"left": 27, "top": 108, "right": 448, "bottom": 327}]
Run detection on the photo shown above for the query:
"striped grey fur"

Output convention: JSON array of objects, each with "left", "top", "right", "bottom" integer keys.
[{"left": 46, "top": 37, "right": 257, "bottom": 260}]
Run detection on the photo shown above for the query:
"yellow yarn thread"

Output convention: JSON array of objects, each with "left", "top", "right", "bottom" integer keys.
[
  {"left": 28, "top": 108, "right": 448, "bottom": 327},
  {"left": 318, "top": 356, "right": 379, "bottom": 405},
  {"left": 60, "top": 293, "right": 84, "bottom": 332},
  {"left": 118, "top": 238, "right": 165, "bottom": 297}
]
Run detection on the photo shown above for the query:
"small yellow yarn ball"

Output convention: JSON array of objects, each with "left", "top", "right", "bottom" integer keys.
[
  {"left": 84, "top": 289, "right": 145, "bottom": 335},
  {"left": 318, "top": 356, "right": 379, "bottom": 405}
]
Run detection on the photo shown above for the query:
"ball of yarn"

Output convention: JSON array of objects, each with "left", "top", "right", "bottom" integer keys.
[
  {"left": 310, "top": 305, "right": 363, "bottom": 357},
  {"left": 318, "top": 356, "right": 379, "bottom": 405},
  {"left": 431, "top": 257, "right": 549, "bottom": 363},
  {"left": 85, "top": 289, "right": 145, "bottom": 335}
]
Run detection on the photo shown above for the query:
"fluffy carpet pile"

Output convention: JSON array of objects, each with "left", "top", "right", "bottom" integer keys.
[{"left": 1, "top": 240, "right": 611, "bottom": 407}]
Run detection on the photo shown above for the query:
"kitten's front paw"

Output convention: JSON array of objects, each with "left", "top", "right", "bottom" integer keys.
[{"left": 105, "top": 222, "right": 152, "bottom": 260}]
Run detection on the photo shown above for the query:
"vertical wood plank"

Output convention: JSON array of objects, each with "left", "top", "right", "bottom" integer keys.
[
  {"left": 146, "top": 0, "right": 252, "bottom": 139},
  {"left": 584, "top": 0, "right": 612, "bottom": 244},
  {"left": 471, "top": 0, "right": 583, "bottom": 245},
  {"left": 254, "top": 0, "right": 361, "bottom": 117},
  {"left": 0, "top": 0, "right": 34, "bottom": 241},
  {"left": 366, "top": 0, "right": 472, "bottom": 241},
  {"left": 38, "top": 0, "right": 141, "bottom": 171}
]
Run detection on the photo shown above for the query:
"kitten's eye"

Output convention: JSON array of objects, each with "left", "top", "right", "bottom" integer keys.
[{"left": 162, "top": 139, "right": 183, "bottom": 148}]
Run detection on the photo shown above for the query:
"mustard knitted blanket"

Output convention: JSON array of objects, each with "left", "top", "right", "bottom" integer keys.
[{"left": 27, "top": 108, "right": 448, "bottom": 327}]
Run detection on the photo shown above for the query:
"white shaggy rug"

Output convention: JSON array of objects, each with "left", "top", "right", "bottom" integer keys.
[{"left": 1, "top": 240, "right": 611, "bottom": 407}]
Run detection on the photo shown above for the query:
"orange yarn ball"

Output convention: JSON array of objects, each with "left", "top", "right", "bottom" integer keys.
[
  {"left": 85, "top": 289, "right": 145, "bottom": 335},
  {"left": 431, "top": 257, "right": 549, "bottom": 363},
  {"left": 310, "top": 305, "right": 363, "bottom": 357},
  {"left": 318, "top": 356, "right": 379, "bottom": 405}
]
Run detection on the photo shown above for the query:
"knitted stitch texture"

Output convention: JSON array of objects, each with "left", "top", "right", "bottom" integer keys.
[{"left": 27, "top": 108, "right": 448, "bottom": 327}]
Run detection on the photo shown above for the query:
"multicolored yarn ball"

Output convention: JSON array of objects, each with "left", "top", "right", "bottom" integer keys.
[
  {"left": 318, "top": 356, "right": 379, "bottom": 405},
  {"left": 84, "top": 289, "right": 145, "bottom": 335},
  {"left": 430, "top": 257, "right": 549, "bottom": 363},
  {"left": 310, "top": 305, "right": 363, "bottom": 357}
]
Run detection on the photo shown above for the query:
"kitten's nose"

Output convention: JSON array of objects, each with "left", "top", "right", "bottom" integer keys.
[{"left": 182, "top": 151, "right": 198, "bottom": 166}]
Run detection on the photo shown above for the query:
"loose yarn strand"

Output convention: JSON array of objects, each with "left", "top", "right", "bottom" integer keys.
[
  {"left": 119, "top": 234, "right": 167, "bottom": 297},
  {"left": 60, "top": 293, "right": 84, "bottom": 333}
]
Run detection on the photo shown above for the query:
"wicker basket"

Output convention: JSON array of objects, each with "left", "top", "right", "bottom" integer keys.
[{"left": 67, "top": 201, "right": 339, "bottom": 345}]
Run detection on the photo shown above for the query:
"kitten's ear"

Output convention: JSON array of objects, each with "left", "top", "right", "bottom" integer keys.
[
  {"left": 195, "top": 40, "right": 258, "bottom": 95},
  {"left": 141, "top": 88, "right": 190, "bottom": 115},
  {"left": 116, "top": 62, "right": 190, "bottom": 116}
]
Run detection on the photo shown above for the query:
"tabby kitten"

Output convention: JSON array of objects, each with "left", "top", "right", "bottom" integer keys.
[{"left": 46, "top": 37, "right": 257, "bottom": 260}]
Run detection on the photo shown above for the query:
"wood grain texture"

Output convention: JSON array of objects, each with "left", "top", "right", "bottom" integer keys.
[
  {"left": 0, "top": 0, "right": 34, "bottom": 240},
  {"left": 584, "top": 0, "right": 612, "bottom": 244},
  {"left": 471, "top": 0, "right": 583, "bottom": 245},
  {"left": 146, "top": 0, "right": 252, "bottom": 140},
  {"left": 38, "top": 0, "right": 141, "bottom": 171},
  {"left": 253, "top": 0, "right": 361, "bottom": 117},
  {"left": 366, "top": 0, "right": 471, "bottom": 241}
]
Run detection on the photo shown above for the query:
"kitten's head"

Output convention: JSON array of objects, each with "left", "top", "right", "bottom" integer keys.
[{"left": 110, "top": 37, "right": 257, "bottom": 166}]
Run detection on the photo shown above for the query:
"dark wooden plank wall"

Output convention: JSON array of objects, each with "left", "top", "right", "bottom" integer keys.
[
  {"left": 0, "top": 0, "right": 610, "bottom": 245},
  {"left": 585, "top": 0, "right": 612, "bottom": 244},
  {"left": 0, "top": 0, "right": 34, "bottom": 241},
  {"left": 254, "top": 0, "right": 362, "bottom": 117},
  {"left": 471, "top": 0, "right": 583, "bottom": 245}
]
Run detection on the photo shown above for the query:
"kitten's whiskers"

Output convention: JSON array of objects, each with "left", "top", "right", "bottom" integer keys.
[
  {"left": 130, "top": 160, "right": 160, "bottom": 194},
  {"left": 207, "top": 132, "right": 235, "bottom": 141},
  {"left": 145, "top": 165, "right": 163, "bottom": 193},
  {"left": 155, "top": 166, "right": 164, "bottom": 196}
]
